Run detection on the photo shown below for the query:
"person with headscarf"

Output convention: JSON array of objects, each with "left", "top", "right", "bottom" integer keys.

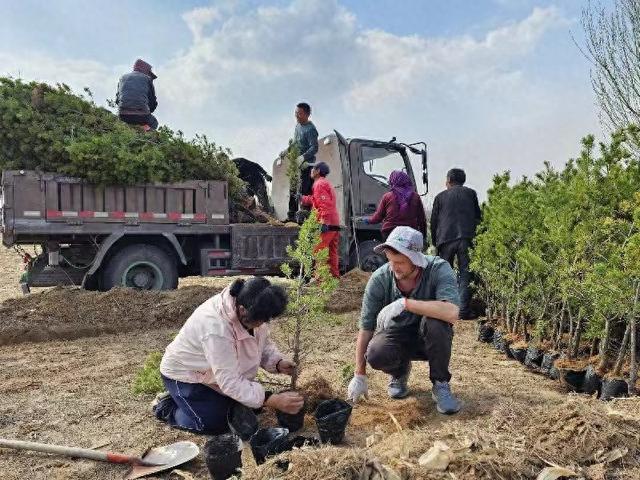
[
  {"left": 116, "top": 58, "right": 159, "bottom": 130},
  {"left": 365, "top": 170, "right": 427, "bottom": 241}
]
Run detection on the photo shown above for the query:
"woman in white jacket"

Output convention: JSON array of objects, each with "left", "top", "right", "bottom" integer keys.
[{"left": 155, "top": 277, "right": 303, "bottom": 433}]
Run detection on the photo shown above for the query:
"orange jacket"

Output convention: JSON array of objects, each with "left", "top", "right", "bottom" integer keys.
[{"left": 302, "top": 177, "right": 340, "bottom": 225}]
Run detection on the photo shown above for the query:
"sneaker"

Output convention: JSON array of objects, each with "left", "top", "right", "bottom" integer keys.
[
  {"left": 151, "top": 391, "right": 171, "bottom": 411},
  {"left": 431, "top": 381, "right": 461, "bottom": 414},
  {"left": 388, "top": 365, "right": 411, "bottom": 399}
]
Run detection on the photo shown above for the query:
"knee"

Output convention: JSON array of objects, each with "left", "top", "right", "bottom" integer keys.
[
  {"left": 421, "top": 317, "right": 453, "bottom": 339},
  {"left": 366, "top": 337, "right": 392, "bottom": 371}
]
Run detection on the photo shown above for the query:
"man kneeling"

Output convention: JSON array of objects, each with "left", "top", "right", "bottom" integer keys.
[
  {"left": 155, "top": 277, "right": 303, "bottom": 433},
  {"left": 347, "top": 226, "right": 461, "bottom": 414}
]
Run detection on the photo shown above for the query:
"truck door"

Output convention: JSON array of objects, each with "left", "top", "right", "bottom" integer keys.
[{"left": 349, "top": 142, "right": 414, "bottom": 217}]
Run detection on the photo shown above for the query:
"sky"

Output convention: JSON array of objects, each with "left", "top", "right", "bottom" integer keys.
[{"left": 0, "top": 0, "right": 605, "bottom": 202}]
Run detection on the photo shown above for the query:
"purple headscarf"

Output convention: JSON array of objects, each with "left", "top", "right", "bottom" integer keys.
[{"left": 389, "top": 170, "right": 414, "bottom": 212}]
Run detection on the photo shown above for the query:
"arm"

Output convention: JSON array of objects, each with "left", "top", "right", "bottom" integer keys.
[
  {"left": 405, "top": 299, "right": 458, "bottom": 325},
  {"left": 473, "top": 191, "right": 482, "bottom": 225},
  {"left": 355, "top": 329, "right": 374, "bottom": 375},
  {"left": 148, "top": 81, "right": 158, "bottom": 113},
  {"left": 430, "top": 196, "right": 439, "bottom": 247},
  {"left": 368, "top": 194, "right": 388, "bottom": 225},
  {"left": 356, "top": 275, "right": 386, "bottom": 373},
  {"left": 202, "top": 334, "right": 265, "bottom": 409}
]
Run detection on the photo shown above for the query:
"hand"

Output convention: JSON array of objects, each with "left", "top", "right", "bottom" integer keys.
[
  {"left": 376, "top": 298, "right": 406, "bottom": 331},
  {"left": 276, "top": 359, "right": 297, "bottom": 376},
  {"left": 294, "top": 193, "right": 303, "bottom": 202},
  {"left": 347, "top": 374, "right": 369, "bottom": 403},
  {"left": 320, "top": 224, "right": 329, "bottom": 233},
  {"left": 266, "top": 391, "right": 304, "bottom": 414}
]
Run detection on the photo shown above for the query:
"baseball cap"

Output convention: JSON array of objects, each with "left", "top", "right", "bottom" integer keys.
[{"left": 308, "top": 161, "right": 330, "bottom": 176}]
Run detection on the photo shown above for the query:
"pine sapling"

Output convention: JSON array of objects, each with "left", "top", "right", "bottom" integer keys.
[{"left": 280, "top": 210, "right": 338, "bottom": 389}]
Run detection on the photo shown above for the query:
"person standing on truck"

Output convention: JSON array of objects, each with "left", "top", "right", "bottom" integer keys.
[
  {"left": 298, "top": 161, "right": 340, "bottom": 278},
  {"left": 364, "top": 170, "right": 427, "bottom": 241},
  {"left": 430, "top": 168, "right": 482, "bottom": 320},
  {"left": 116, "top": 59, "right": 159, "bottom": 130},
  {"left": 346, "top": 226, "right": 461, "bottom": 415},
  {"left": 293, "top": 102, "right": 319, "bottom": 196},
  {"left": 154, "top": 277, "right": 304, "bottom": 434}
]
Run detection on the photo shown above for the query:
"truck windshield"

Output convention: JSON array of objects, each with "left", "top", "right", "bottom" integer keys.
[{"left": 361, "top": 146, "right": 406, "bottom": 186}]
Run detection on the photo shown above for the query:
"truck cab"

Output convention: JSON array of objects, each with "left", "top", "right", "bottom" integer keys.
[{"left": 271, "top": 131, "right": 428, "bottom": 272}]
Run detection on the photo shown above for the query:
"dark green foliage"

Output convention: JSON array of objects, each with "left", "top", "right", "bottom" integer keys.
[{"left": 0, "top": 78, "right": 245, "bottom": 202}]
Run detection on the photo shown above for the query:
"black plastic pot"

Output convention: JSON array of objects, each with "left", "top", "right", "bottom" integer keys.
[
  {"left": 204, "top": 433, "right": 243, "bottom": 480},
  {"left": 250, "top": 427, "right": 290, "bottom": 465},
  {"left": 509, "top": 345, "right": 527, "bottom": 364},
  {"left": 227, "top": 403, "right": 259, "bottom": 441},
  {"left": 477, "top": 322, "right": 494, "bottom": 343},
  {"left": 524, "top": 345, "right": 544, "bottom": 370},
  {"left": 276, "top": 402, "right": 306, "bottom": 433},
  {"left": 582, "top": 365, "right": 602, "bottom": 396},
  {"left": 599, "top": 378, "right": 628, "bottom": 401},
  {"left": 314, "top": 398, "right": 353, "bottom": 444},
  {"left": 559, "top": 368, "right": 586, "bottom": 392},
  {"left": 540, "top": 352, "right": 560, "bottom": 377}
]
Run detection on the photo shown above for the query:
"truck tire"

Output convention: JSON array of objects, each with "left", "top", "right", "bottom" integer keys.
[
  {"left": 350, "top": 240, "right": 387, "bottom": 272},
  {"left": 102, "top": 244, "right": 178, "bottom": 291}
]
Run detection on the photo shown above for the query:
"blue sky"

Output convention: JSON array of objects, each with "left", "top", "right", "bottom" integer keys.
[{"left": 0, "top": 0, "right": 603, "bottom": 201}]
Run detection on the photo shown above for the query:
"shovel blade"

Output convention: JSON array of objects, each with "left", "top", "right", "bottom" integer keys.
[{"left": 125, "top": 441, "right": 200, "bottom": 479}]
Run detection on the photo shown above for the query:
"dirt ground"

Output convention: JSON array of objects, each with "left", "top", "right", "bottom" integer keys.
[{"left": 0, "top": 245, "right": 638, "bottom": 479}]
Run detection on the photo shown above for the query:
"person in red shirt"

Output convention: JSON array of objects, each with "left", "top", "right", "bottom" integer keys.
[
  {"left": 366, "top": 170, "right": 427, "bottom": 241},
  {"left": 299, "top": 162, "right": 340, "bottom": 278}
]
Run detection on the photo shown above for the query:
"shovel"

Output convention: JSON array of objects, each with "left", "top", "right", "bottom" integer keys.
[{"left": 0, "top": 438, "right": 200, "bottom": 479}]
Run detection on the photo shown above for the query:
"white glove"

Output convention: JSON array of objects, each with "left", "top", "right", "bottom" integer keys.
[
  {"left": 347, "top": 374, "right": 369, "bottom": 402},
  {"left": 296, "top": 155, "right": 310, "bottom": 169},
  {"left": 376, "top": 298, "right": 406, "bottom": 331}
]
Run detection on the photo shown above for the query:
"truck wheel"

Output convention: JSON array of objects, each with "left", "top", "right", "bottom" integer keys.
[
  {"left": 350, "top": 240, "right": 387, "bottom": 272},
  {"left": 102, "top": 244, "right": 178, "bottom": 291}
]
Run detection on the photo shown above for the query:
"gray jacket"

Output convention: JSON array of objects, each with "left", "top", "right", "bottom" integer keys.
[{"left": 116, "top": 71, "right": 157, "bottom": 115}]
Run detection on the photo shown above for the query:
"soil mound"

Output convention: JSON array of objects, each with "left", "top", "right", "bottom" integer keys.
[
  {"left": 0, "top": 285, "right": 220, "bottom": 346},
  {"left": 326, "top": 269, "right": 371, "bottom": 313}
]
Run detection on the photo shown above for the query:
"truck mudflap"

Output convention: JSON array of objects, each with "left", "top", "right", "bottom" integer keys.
[{"left": 230, "top": 224, "right": 299, "bottom": 270}]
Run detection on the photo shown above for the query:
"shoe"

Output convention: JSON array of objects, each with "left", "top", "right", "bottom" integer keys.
[
  {"left": 431, "top": 381, "right": 461, "bottom": 414},
  {"left": 388, "top": 365, "right": 411, "bottom": 399},
  {"left": 151, "top": 391, "right": 171, "bottom": 412}
]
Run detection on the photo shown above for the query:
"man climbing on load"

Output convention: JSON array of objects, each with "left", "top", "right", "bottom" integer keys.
[
  {"left": 346, "top": 226, "right": 462, "bottom": 414},
  {"left": 233, "top": 157, "right": 273, "bottom": 212},
  {"left": 116, "top": 58, "right": 159, "bottom": 130}
]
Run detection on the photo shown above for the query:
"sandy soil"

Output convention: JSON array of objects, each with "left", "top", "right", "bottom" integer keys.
[{"left": 0, "top": 243, "right": 638, "bottom": 479}]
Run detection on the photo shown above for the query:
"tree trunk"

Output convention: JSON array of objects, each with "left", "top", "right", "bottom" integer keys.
[
  {"left": 628, "top": 283, "right": 639, "bottom": 395},
  {"left": 554, "top": 300, "right": 566, "bottom": 351},
  {"left": 597, "top": 318, "right": 613, "bottom": 371},
  {"left": 570, "top": 311, "right": 583, "bottom": 359},
  {"left": 612, "top": 321, "right": 631, "bottom": 377},
  {"left": 590, "top": 338, "right": 599, "bottom": 357}
]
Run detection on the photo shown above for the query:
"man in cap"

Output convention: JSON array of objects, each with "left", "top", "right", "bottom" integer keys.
[
  {"left": 346, "top": 226, "right": 461, "bottom": 414},
  {"left": 299, "top": 161, "right": 340, "bottom": 278},
  {"left": 116, "top": 58, "right": 159, "bottom": 130}
]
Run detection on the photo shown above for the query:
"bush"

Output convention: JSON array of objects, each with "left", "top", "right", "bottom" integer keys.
[
  {"left": 0, "top": 77, "right": 246, "bottom": 202},
  {"left": 132, "top": 351, "right": 164, "bottom": 395}
]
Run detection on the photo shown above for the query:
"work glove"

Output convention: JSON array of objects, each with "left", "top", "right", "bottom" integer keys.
[
  {"left": 347, "top": 374, "right": 369, "bottom": 403},
  {"left": 297, "top": 156, "right": 309, "bottom": 169},
  {"left": 320, "top": 224, "right": 329, "bottom": 233},
  {"left": 376, "top": 297, "right": 407, "bottom": 331}
]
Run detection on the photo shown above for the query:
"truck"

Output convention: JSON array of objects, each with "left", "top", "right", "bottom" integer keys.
[{"left": 1, "top": 131, "right": 428, "bottom": 291}]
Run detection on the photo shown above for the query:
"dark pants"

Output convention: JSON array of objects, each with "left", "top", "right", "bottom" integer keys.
[
  {"left": 119, "top": 113, "right": 159, "bottom": 130},
  {"left": 366, "top": 317, "right": 453, "bottom": 383},
  {"left": 155, "top": 374, "right": 236, "bottom": 434},
  {"left": 438, "top": 238, "right": 472, "bottom": 318}
]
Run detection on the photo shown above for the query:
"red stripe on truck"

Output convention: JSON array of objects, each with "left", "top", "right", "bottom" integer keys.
[
  {"left": 46, "top": 210, "right": 62, "bottom": 218},
  {"left": 110, "top": 211, "right": 125, "bottom": 219}
]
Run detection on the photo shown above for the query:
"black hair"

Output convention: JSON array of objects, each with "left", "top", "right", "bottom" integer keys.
[
  {"left": 229, "top": 277, "right": 288, "bottom": 322},
  {"left": 296, "top": 102, "right": 311, "bottom": 115},
  {"left": 447, "top": 168, "right": 466, "bottom": 185}
]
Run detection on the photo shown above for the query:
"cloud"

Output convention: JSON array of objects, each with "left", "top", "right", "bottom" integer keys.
[{"left": 182, "top": 7, "right": 222, "bottom": 41}]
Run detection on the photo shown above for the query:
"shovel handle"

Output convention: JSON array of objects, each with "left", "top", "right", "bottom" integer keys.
[{"left": 0, "top": 438, "right": 143, "bottom": 465}]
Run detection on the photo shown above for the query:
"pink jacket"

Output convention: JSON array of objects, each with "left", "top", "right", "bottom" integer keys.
[{"left": 160, "top": 286, "right": 284, "bottom": 409}]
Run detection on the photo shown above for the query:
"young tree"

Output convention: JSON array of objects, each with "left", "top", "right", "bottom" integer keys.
[{"left": 281, "top": 210, "right": 338, "bottom": 389}]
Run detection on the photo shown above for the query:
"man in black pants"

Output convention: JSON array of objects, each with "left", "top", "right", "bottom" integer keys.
[
  {"left": 346, "top": 226, "right": 461, "bottom": 414},
  {"left": 233, "top": 157, "right": 272, "bottom": 212},
  {"left": 430, "top": 168, "right": 481, "bottom": 320}
]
